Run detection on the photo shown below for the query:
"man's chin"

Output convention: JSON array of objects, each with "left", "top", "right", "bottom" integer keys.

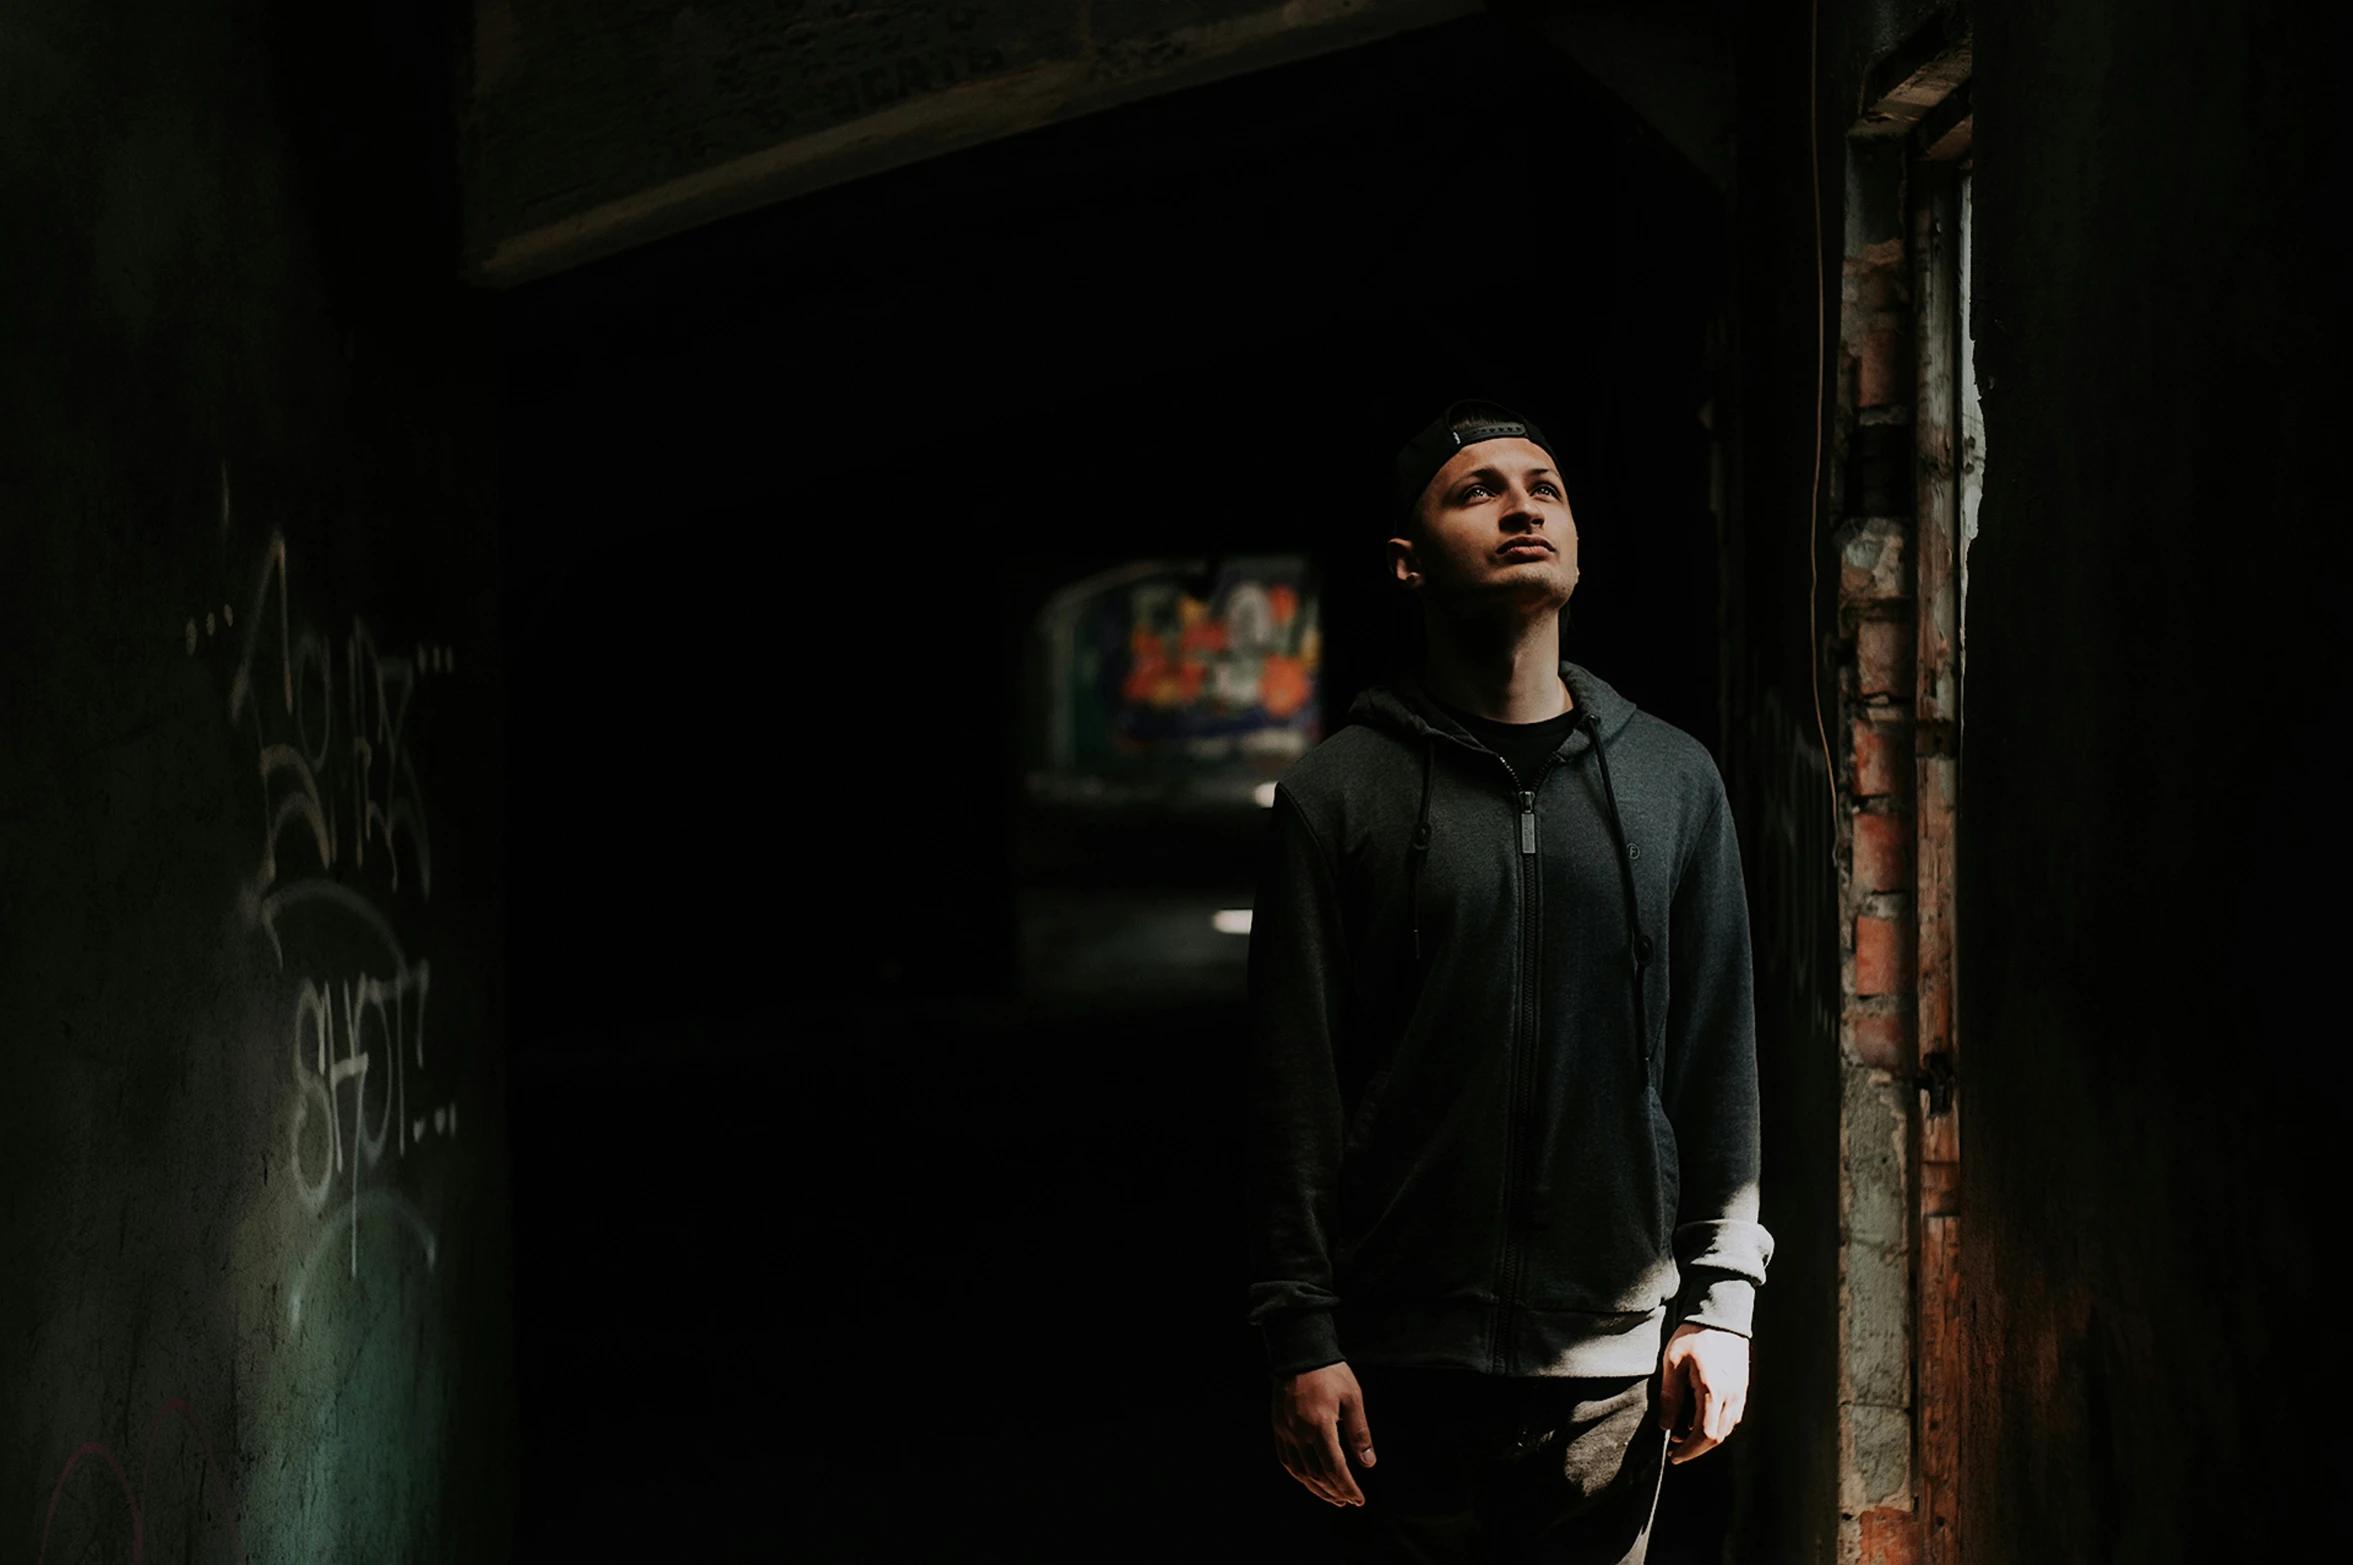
[
  {"left": 1498, "top": 563, "right": 1576, "bottom": 600},
  {"left": 1432, "top": 577, "right": 1575, "bottom": 617}
]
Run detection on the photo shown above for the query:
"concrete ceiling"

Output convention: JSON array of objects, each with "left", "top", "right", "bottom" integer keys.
[{"left": 461, "top": 0, "right": 1731, "bottom": 284}]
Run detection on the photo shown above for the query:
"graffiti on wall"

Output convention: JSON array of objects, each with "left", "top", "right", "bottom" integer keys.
[
  {"left": 35, "top": 493, "right": 475, "bottom": 1559},
  {"left": 215, "top": 529, "right": 458, "bottom": 1329},
  {"left": 39, "top": 1398, "right": 248, "bottom": 1565},
  {"left": 1035, "top": 555, "right": 1321, "bottom": 798}
]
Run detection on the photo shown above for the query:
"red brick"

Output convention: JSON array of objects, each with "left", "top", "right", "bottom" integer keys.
[
  {"left": 1840, "top": 518, "right": 1909, "bottom": 604},
  {"left": 1857, "top": 329, "right": 1904, "bottom": 408},
  {"left": 1854, "top": 810, "right": 1912, "bottom": 892},
  {"left": 1860, "top": 1506, "right": 1921, "bottom": 1565},
  {"left": 1858, "top": 618, "right": 1914, "bottom": 698},
  {"left": 1856, "top": 916, "right": 1904, "bottom": 996},
  {"left": 1853, "top": 720, "right": 1899, "bottom": 797},
  {"left": 1852, "top": 1009, "right": 1907, "bottom": 1072}
]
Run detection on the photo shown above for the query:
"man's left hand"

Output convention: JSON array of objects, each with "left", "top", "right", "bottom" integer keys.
[{"left": 1657, "top": 1323, "right": 1749, "bottom": 1464}]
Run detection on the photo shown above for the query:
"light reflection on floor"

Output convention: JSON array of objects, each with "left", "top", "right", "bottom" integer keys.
[{"left": 1018, "top": 888, "right": 1254, "bottom": 1008}]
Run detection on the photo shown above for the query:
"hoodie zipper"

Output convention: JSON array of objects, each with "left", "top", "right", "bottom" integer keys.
[{"left": 1492, "top": 758, "right": 1549, "bottom": 1374}]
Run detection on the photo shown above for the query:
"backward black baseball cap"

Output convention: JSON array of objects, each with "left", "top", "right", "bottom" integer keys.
[{"left": 1393, "top": 399, "right": 1558, "bottom": 524}]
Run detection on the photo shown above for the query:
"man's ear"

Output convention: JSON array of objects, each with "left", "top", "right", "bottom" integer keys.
[{"left": 1387, "top": 536, "right": 1422, "bottom": 590}]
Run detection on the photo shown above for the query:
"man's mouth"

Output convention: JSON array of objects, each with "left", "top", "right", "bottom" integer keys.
[{"left": 1497, "top": 539, "right": 1554, "bottom": 556}]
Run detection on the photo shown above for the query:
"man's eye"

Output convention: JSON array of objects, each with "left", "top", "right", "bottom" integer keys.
[
  {"left": 1535, "top": 483, "right": 1561, "bottom": 497},
  {"left": 1460, "top": 484, "right": 1491, "bottom": 501}
]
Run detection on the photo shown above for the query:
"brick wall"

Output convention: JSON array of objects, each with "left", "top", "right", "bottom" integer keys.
[{"left": 1808, "top": 20, "right": 1974, "bottom": 1557}]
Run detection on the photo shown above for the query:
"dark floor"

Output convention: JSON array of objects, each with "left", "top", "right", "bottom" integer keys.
[{"left": 509, "top": 988, "right": 1734, "bottom": 1561}]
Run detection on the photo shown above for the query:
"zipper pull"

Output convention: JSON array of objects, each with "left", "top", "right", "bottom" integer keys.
[{"left": 1518, "top": 790, "right": 1537, "bottom": 855}]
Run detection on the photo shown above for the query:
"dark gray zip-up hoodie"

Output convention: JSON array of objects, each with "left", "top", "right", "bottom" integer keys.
[{"left": 1244, "top": 662, "right": 1772, "bottom": 1379}]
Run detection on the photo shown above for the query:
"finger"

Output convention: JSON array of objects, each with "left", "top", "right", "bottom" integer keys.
[
  {"left": 1281, "top": 1442, "right": 1347, "bottom": 1507},
  {"left": 1317, "top": 1421, "right": 1368, "bottom": 1505},
  {"left": 1279, "top": 1429, "right": 1335, "bottom": 1504},
  {"left": 1289, "top": 1449, "right": 1345, "bottom": 1506},
  {"left": 1297, "top": 1448, "right": 1351, "bottom": 1507},
  {"left": 1697, "top": 1377, "right": 1724, "bottom": 1442},
  {"left": 1340, "top": 1394, "right": 1378, "bottom": 1469},
  {"left": 1669, "top": 1427, "right": 1723, "bottom": 1465},
  {"left": 1302, "top": 1469, "right": 1349, "bottom": 1506},
  {"left": 1656, "top": 1361, "right": 1690, "bottom": 1433}
]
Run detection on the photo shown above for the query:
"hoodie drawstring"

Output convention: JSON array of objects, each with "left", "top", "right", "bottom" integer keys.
[
  {"left": 1580, "top": 709, "right": 1655, "bottom": 1068},
  {"left": 1408, "top": 733, "right": 1435, "bottom": 962}
]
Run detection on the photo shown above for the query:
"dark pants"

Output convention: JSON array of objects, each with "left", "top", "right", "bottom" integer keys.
[{"left": 1326, "top": 1365, "right": 1669, "bottom": 1565}]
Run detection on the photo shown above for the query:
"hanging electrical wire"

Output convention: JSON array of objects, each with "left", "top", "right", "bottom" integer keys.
[{"left": 1807, "top": 0, "right": 1840, "bottom": 864}]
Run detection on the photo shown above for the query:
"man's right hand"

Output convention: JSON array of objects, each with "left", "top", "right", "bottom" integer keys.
[{"left": 1271, "top": 1362, "right": 1376, "bottom": 1506}]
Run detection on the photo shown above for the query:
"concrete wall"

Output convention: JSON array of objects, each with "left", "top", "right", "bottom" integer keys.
[{"left": 0, "top": 2, "right": 516, "bottom": 1558}]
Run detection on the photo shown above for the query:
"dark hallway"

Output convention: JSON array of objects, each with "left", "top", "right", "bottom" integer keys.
[
  {"left": 494, "top": 18, "right": 1727, "bottom": 1558},
  {"left": 6, "top": 3, "right": 2347, "bottom": 1564}
]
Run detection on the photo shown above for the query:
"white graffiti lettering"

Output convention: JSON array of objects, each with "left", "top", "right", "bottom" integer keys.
[{"left": 218, "top": 530, "right": 457, "bottom": 1326}]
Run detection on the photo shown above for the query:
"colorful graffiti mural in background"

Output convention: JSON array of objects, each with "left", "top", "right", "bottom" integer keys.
[{"left": 1037, "top": 555, "right": 1321, "bottom": 793}]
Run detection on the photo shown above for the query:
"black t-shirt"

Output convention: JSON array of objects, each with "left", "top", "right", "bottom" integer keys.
[{"left": 1433, "top": 694, "right": 1581, "bottom": 793}]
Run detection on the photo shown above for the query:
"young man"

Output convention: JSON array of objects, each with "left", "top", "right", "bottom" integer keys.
[{"left": 1244, "top": 401, "right": 1772, "bottom": 1563}]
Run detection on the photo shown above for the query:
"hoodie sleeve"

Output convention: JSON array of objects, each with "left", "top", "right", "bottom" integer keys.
[
  {"left": 1661, "top": 773, "right": 1775, "bottom": 1337},
  {"left": 1242, "top": 785, "right": 1352, "bottom": 1376}
]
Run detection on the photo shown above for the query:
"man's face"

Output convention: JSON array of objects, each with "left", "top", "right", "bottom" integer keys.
[{"left": 1389, "top": 437, "right": 1580, "bottom": 611}]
